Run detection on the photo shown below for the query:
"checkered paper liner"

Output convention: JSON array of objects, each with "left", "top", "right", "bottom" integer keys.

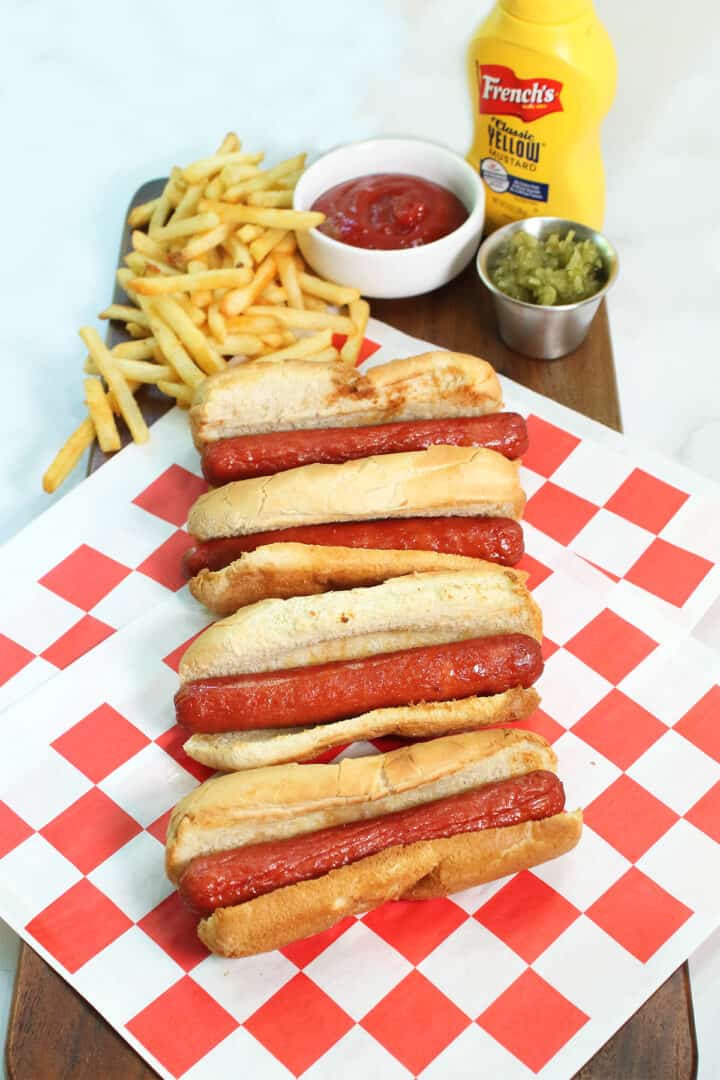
[{"left": 1, "top": 321, "right": 720, "bottom": 1079}]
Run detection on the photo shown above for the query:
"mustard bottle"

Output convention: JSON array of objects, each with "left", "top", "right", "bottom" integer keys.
[{"left": 467, "top": 0, "right": 616, "bottom": 232}]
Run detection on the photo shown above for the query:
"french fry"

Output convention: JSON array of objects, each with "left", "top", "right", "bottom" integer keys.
[
  {"left": 84, "top": 377, "right": 121, "bottom": 453},
  {"left": 148, "top": 173, "right": 183, "bottom": 233},
  {"left": 238, "top": 224, "right": 263, "bottom": 243},
  {"left": 126, "top": 321, "right": 150, "bottom": 339},
  {"left": 128, "top": 198, "right": 159, "bottom": 229},
  {"left": 255, "top": 328, "right": 333, "bottom": 362},
  {"left": 129, "top": 267, "right": 252, "bottom": 296},
  {"left": 182, "top": 223, "right": 232, "bottom": 261},
  {"left": 221, "top": 256, "right": 277, "bottom": 316},
  {"left": 259, "top": 283, "right": 288, "bottom": 304},
  {"left": 150, "top": 295, "right": 225, "bottom": 374},
  {"left": 341, "top": 298, "right": 371, "bottom": 365},
  {"left": 84, "top": 357, "right": 174, "bottom": 382},
  {"left": 157, "top": 380, "right": 194, "bottom": 407},
  {"left": 261, "top": 331, "right": 295, "bottom": 349},
  {"left": 301, "top": 294, "right": 329, "bottom": 312},
  {"left": 207, "top": 302, "right": 227, "bottom": 343},
  {"left": 175, "top": 293, "right": 206, "bottom": 326},
  {"left": 112, "top": 338, "right": 158, "bottom": 360},
  {"left": 247, "top": 305, "right": 354, "bottom": 334},
  {"left": 132, "top": 231, "right": 167, "bottom": 261},
  {"left": 141, "top": 302, "right": 206, "bottom": 388},
  {"left": 149, "top": 212, "right": 220, "bottom": 244},
  {"left": 42, "top": 417, "right": 96, "bottom": 493},
  {"left": 247, "top": 190, "right": 294, "bottom": 208},
  {"left": 199, "top": 200, "right": 324, "bottom": 231},
  {"left": 216, "top": 334, "right": 266, "bottom": 356},
  {"left": 298, "top": 271, "right": 361, "bottom": 306},
  {"left": 299, "top": 346, "right": 340, "bottom": 363},
  {"left": 220, "top": 164, "right": 260, "bottom": 186},
  {"left": 222, "top": 235, "right": 252, "bottom": 267},
  {"left": 276, "top": 252, "right": 304, "bottom": 309},
  {"left": 99, "top": 304, "right": 148, "bottom": 325},
  {"left": 203, "top": 176, "right": 225, "bottom": 201},
  {"left": 249, "top": 228, "right": 287, "bottom": 264},
  {"left": 222, "top": 154, "right": 306, "bottom": 199},
  {"left": 225, "top": 314, "right": 280, "bottom": 334},
  {"left": 79, "top": 327, "right": 149, "bottom": 444},
  {"left": 216, "top": 132, "right": 241, "bottom": 154},
  {"left": 170, "top": 183, "right": 204, "bottom": 223},
  {"left": 182, "top": 151, "right": 264, "bottom": 184}
]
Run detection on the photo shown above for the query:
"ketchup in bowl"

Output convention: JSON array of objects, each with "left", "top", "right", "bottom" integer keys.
[{"left": 311, "top": 173, "right": 468, "bottom": 250}]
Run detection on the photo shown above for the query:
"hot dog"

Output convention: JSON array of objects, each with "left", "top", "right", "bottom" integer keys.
[
  {"left": 176, "top": 633, "right": 542, "bottom": 733},
  {"left": 177, "top": 567, "right": 543, "bottom": 771},
  {"left": 200, "top": 413, "right": 528, "bottom": 484},
  {"left": 166, "top": 729, "right": 583, "bottom": 957},
  {"left": 183, "top": 517, "right": 524, "bottom": 580},
  {"left": 185, "top": 445, "right": 526, "bottom": 612}
]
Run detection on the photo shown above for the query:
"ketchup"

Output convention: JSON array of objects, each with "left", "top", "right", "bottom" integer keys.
[{"left": 312, "top": 173, "right": 468, "bottom": 250}]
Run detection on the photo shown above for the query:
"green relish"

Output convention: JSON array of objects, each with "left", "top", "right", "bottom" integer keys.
[{"left": 489, "top": 229, "right": 605, "bottom": 306}]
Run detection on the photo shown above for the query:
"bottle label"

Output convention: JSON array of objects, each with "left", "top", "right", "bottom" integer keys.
[{"left": 477, "top": 63, "right": 563, "bottom": 123}]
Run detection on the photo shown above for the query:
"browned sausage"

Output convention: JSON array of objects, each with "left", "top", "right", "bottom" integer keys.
[
  {"left": 183, "top": 516, "right": 525, "bottom": 578},
  {"left": 175, "top": 633, "right": 543, "bottom": 733},
  {"left": 201, "top": 413, "right": 529, "bottom": 484},
  {"left": 179, "top": 770, "right": 564, "bottom": 914}
]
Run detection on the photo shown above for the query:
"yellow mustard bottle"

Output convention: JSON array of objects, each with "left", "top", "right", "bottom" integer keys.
[{"left": 467, "top": 0, "right": 616, "bottom": 232}]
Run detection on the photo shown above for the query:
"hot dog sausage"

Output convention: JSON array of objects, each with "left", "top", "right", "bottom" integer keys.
[
  {"left": 183, "top": 516, "right": 525, "bottom": 578},
  {"left": 201, "top": 413, "right": 529, "bottom": 485},
  {"left": 179, "top": 770, "right": 565, "bottom": 914},
  {"left": 175, "top": 633, "right": 543, "bottom": 733}
]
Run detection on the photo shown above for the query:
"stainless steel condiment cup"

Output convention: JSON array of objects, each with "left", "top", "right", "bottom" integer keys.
[{"left": 476, "top": 217, "right": 619, "bottom": 360}]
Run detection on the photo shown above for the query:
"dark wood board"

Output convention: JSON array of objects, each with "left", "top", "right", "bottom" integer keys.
[{"left": 7, "top": 180, "right": 697, "bottom": 1080}]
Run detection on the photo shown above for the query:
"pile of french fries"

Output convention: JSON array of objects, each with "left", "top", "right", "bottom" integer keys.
[{"left": 42, "top": 132, "right": 370, "bottom": 493}]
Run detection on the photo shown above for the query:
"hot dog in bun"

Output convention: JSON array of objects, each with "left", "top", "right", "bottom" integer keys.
[{"left": 166, "top": 729, "right": 582, "bottom": 957}]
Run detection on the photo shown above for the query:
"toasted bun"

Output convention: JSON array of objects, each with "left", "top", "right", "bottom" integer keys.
[
  {"left": 166, "top": 728, "right": 555, "bottom": 881},
  {"left": 197, "top": 811, "right": 583, "bottom": 957},
  {"left": 179, "top": 567, "right": 542, "bottom": 682},
  {"left": 183, "top": 688, "right": 540, "bottom": 771},
  {"left": 189, "top": 351, "right": 503, "bottom": 445},
  {"left": 188, "top": 542, "right": 524, "bottom": 615},
  {"left": 187, "top": 445, "right": 524, "bottom": 541}
]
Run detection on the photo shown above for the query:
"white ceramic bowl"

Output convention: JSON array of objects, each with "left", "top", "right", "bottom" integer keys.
[{"left": 293, "top": 138, "right": 485, "bottom": 299}]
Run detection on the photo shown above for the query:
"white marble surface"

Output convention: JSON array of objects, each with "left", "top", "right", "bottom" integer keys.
[{"left": 1, "top": 0, "right": 718, "bottom": 1075}]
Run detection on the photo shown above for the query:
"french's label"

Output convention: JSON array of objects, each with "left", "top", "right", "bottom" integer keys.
[{"left": 477, "top": 63, "right": 563, "bottom": 123}]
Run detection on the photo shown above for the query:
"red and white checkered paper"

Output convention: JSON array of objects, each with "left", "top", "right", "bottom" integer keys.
[{"left": 1, "top": 320, "right": 720, "bottom": 1079}]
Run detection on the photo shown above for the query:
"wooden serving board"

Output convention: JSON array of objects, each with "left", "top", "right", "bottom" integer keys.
[{"left": 6, "top": 181, "right": 697, "bottom": 1080}]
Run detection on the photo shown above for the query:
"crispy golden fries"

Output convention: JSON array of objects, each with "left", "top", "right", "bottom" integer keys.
[{"left": 46, "top": 132, "right": 369, "bottom": 491}]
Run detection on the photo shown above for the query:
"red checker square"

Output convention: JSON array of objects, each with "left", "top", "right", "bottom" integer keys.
[
  {"left": 685, "top": 782, "right": 720, "bottom": 844},
  {"left": 139, "top": 892, "right": 209, "bottom": 973},
  {"left": 625, "top": 538, "right": 713, "bottom": 608},
  {"left": 522, "top": 415, "right": 580, "bottom": 478},
  {"left": 280, "top": 917, "right": 355, "bottom": 968},
  {"left": 246, "top": 972, "right": 353, "bottom": 1075},
  {"left": 127, "top": 976, "right": 237, "bottom": 1078},
  {"left": 565, "top": 609, "right": 657, "bottom": 685},
  {"left": 475, "top": 872, "right": 579, "bottom": 963},
  {"left": 41, "top": 615, "right": 114, "bottom": 670},
  {"left": 39, "top": 544, "right": 130, "bottom": 611},
  {"left": 362, "top": 970, "right": 469, "bottom": 1074},
  {"left": 331, "top": 333, "right": 381, "bottom": 364},
  {"left": 517, "top": 707, "right": 566, "bottom": 744},
  {"left": 41, "top": 788, "right": 141, "bottom": 874},
  {"left": 587, "top": 867, "right": 692, "bottom": 962},
  {"left": 0, "top": 634, "right": 34, "bottom": 687},
  {"left": 478, "top": 969, "right": 588, "bottom": 1072},
  {"left": 147, "top": 808, "right": 173, "bottom": 845},
  {"left": 156, "top": 725, "right": 214, "bottom": 783},
  {"left": 0, "top": 801, "right": 33, "bottom": 858},
  {"left": 363, "top": 898, "right": 467, "bottom": 964},
  {"left": 52, "top": 703, "right": 150, "bottom": 783},
  {"left": 26, "top": 879, "right": 131, "bottom": 973},
  {"left": 573, "top": 690, "right": 666, "bottom": 770},
  {"left": 163, "top": 626, "right": 211, "bottom": 673},
  {"left": 137, "top": 530, "right": 191, "bottom": 592},
  {"left": 133, "top": 464, "right": 208, "bottom": 527},
  {"left": 585, "top": 776, "right": 677, "bottom": 863},
  {"left": 605, "top": 468, "right": 688, "bottom": 533},
  {"left": 542, "top": 636, "right": 559, "bottom": 661},
  {"left": 524, "top": 482, "right": 598, "bottom": 546},
  {"left": 515, "top": 553, "right": 553, "bottom": 590},
  {"left": 675, "top": 687, "right": 720, "bottom": 762}
]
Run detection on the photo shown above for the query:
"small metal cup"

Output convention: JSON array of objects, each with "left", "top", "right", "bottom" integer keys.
[{"left": 476, "top": 217, "right": 619, "bottom": 360}]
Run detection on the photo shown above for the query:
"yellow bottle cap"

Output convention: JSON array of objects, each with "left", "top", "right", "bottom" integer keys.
[{"left": 500, "top": 0, "right": 593, "bottom": 22}]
